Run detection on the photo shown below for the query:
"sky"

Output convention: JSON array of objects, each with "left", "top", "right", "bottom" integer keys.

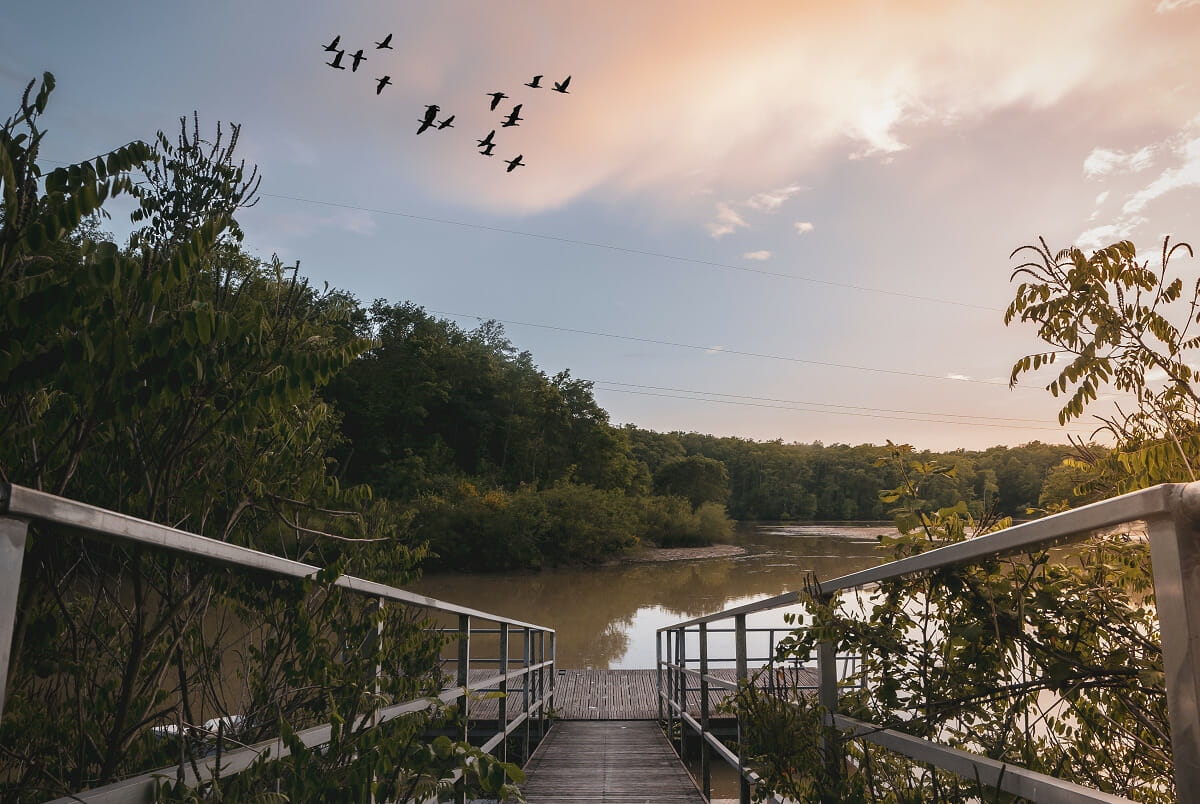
[{"left": 5, "top": 0, "right": 1200, "bottom": 451}]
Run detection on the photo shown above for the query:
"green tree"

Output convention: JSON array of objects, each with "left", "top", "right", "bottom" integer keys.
[{"left": 651, "top": 454, "right": 730, "bottom": 510}]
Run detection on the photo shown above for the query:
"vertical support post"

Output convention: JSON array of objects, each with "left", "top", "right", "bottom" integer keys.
[
  {"left": 676, "top": 627, "right": 687, "bottom": 758},
  {"left": 817, "top": 594, "right": 841, "bottom": 787},
  {"left": 699, "top": 622, "right": 711, "bottom": 800},
  {"left": 735, "top": 614, "right": 750, "bottom": 804},
  {"left": 656, "top": 630, "right": 664, "bottom": 721},
  {"left": 548, "top": 630, "right": 557, "bottom": 717},
  {"left": 522, "top": 628, "right": 531, "bottom": 762},
  {"left": 767, "top": 628, "right": 776, "bottom": 694},
  {"left": 0, "top": 516, "right": 29, "bottom": 721},
  {"left": 370, "top": 597, "right": 384, "bottom": 804},
  {"left": 499, "top": 622, "right": 509, "bottom": 764},
  {"left": 665, "top": 628, "right": 675, "bottom": 740},
  {"left": 537, "top": 630, "right": 546, "bottom": 740},
  {"left": 455, "top": 614, "right": 470, "bottom": 804},
  {"left": 1149, "top": 488, "right": 1200, "bottom": 795}
]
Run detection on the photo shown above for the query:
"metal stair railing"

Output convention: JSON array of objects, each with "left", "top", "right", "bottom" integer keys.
[
  {"left": 657, "top": 481, "right": 1200, "bottom": 804},
  {"left": 0, "top": 482, "right": 555, "bottom": 803}
]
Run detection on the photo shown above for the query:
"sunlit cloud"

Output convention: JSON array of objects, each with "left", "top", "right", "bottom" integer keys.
[
  {"left": 743, "top": 250, "right": 772, "bottom": 260},
  {"left": 1157, "top": 0, "right": 1200, "bottom": 10},
  {"left": 1095, "top": 190, "right": 1110, "bottom": 205},
  {"left": 705, "top": 346, "right": 726, "bottom": 354},
  {"left": 1083, "top": 146, "right": 1155, "bottom": 178},
  {"left": 746, "top": 184, "right": 806, "bottom": 212},
  {"left": 707, "top": 202, "right": 749, "bottom": 238},
  {"left": 946, "top": 373, "right": 972, "bottom": 381},
  {"left": 1076, "top": 219, "right": 1147, "bottom": 251},
  {"left": 794, "top": 221, "right": 815, "bottom": 235},
  {"left": 1122, "top": 134, "right": 1200, "bottom": 214}
]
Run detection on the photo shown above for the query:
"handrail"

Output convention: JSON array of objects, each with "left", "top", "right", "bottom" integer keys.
[
  {"left": 657, "top": 481, "right": 1200, "bottom": 803},
  {"left": 0, "top": 482, "right": 557, "bottom": 802}
]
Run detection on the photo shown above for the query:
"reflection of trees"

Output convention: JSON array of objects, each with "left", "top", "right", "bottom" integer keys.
[{"left": 406, "top": 529, "right": 882, "bottom": 669}]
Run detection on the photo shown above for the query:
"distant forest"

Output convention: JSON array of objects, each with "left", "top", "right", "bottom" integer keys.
[{"left": 321, "top": 301, "right": 1090, "bottom": 568}]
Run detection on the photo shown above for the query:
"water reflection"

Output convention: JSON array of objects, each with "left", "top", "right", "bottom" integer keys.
[{"left": 404, "top": 523, "right": 888, "bottom": 669}]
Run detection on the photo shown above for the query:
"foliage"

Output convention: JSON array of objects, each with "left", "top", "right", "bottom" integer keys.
[
  {"left": 651, "top": 454, "right": 729, "bottom": 510},
  {"left": 0, "top": 75, "right": 514, "bottom": 802},
  {"left": 744, "top": 444, "right": 1168, "bottom": 802},
  {"left": 1007, "top": 236, "right": 1200, "bottom": 495}
]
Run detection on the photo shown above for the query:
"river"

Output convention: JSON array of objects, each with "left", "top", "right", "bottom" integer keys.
[{"left": 404, "top": 522, "right": 892, "bottom": 669}]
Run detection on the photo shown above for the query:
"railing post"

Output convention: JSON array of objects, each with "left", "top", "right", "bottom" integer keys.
[
  {"left": 537, "top": 629, "right": 546, "bottom": 740},
  {"left": 0, "top": 515, "right": 29, "bottom": 721},
  {"left": 817, "top": 594, "right": 841, "bottom": 788},
  {"left": 370, "top": 597, "right": 384, "bottom": 804},
  {"left": 455, "top": 614, "right": 470, "bottom": 804},
  {"left": 522, "top": 627, "right": 531, "bottom": 762},
  {"left": 499, "top": 622, "right": 509, "bottom": 763},
  {"left": 656, "top": 630, "right": 664, "bottom": 721},
  {"left": 735, "top": 613, "right": 750, "bottom": 804},
  {"left": 548, "top": 630, "right": 557, "bottom": 717},
  {"left": 1149, "top": 488, "right": 1200, "bottom": 794},
  {"left": 699, "top": 622, "right": 711, "bottom": 800},
  {"left": 676, "top": 627, "right": 687, "bottom": 758},
  {"left": 665, "top": 628, "right": 674, "bottom": 740}
]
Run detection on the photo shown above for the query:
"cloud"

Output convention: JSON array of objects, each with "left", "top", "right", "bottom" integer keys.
[
  {"left": 794, "top": 221, "right": 815, "bottom": 235},
  {"left": 946, "top": 373, "right": 972, "bottom": 381},
  {"left": 1095, "top": 190, "right": 1110, "bottom": 205},
  {"left": 1157, "top": 0, "right": 1200, "bottom": 10},
  {"left": 705, "top": 346, "right": 725, "bottom": 354},
  {"left": 1122, "top": 134, "right": 1200, "bottom": 214},
  {"left": 1075, "top": 218, "right": 1147, "bottom": 251},
  {"left": 746, "top": 184, "right": 806, "bottom": 212},
  {"left": 1083, "top": 146, "right": 1155, "bottom": 178},
  {"left": 707, "top": 202, "right": 748, "bottom": 238},
  {"left": 743, "top": 250, "right": 772, "bottom": 260}
]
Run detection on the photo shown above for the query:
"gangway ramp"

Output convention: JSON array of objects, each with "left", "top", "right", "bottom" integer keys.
[{"left": 521, "top": 720, "right": 704, "bottom": 803}]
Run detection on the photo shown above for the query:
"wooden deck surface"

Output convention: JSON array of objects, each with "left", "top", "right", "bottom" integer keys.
[
  {"left": 521, "top": 720, "right": 705, "bottom": 803},
  {"left": 461, "top": 667, "right": 817, "bottom": 721}
]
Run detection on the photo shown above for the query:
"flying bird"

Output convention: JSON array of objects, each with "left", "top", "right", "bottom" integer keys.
[
  {"left": 552, "top": 75, "right": 571, "bottom": 93},
  {"left": 480, "top": 143, "right": 496, "bottom": 157},
  {"left": 416, "top": 104, "right": 439, "bottom": 134},
  {"left": 437, "top": 115, "right": 455, "bottom": 130},
  {"left": 487, "top": 91, "right": 508, "bottom": 110},
  {"left": 501, "top": 104, "right": 523, "bottom": 127},
  {"left": 326, "top": 50, "right": 346, "bottom": 70},
  {"left": 505, "top": 154, "right": 525, "bottom": 172},
  {"left": 375, "top": 76, "right": 391, "bottom": 94},
  {"left": 524, "top": 75, "right": 542, "bottom": 88},
  {"left": 323, "top": 35, "right": 341, "bottom": 52},
  {"left": 375, "top": 33, "right": 393, "bottom": 49},
  {"left": 349, "top": 49, "right": 367, "bottom": 71},
  {"left": 477, "top": 130, "right": 496, "bottom": 149}
]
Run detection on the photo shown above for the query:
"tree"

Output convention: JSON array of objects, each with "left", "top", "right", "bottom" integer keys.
[{"left": 652, "top": 454, "right": 730, "bottom": 510}]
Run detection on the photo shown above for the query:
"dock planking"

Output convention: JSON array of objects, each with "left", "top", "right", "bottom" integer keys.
[
  {"left": 460, "top": 667, "right": 817, "bottom": 721},
  {"left": 521, "top": 720, "right": 705, "bottom": 803}
]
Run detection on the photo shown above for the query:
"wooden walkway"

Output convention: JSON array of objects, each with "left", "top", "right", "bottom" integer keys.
[
  {"left": 521, "top": 720, "right": 704, "bottom": 803},
  {"left": 463, "top": 667, "right": 817, "bottom": 721}
]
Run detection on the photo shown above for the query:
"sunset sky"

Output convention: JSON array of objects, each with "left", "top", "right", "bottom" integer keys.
[{"left": 5, "top": 1, "right": 1200, "bottom": 450}]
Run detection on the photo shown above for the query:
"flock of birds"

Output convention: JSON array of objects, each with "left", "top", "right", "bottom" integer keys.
[{"left": 323, "top": 33, "right": 571, "bottom": 174}]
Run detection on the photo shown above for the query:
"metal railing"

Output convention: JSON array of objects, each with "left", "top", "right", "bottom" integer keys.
[
  {"left": 0, "top": 482, "right": 555, "bottom": 803},
  {"left": 658, "top": 481, "right": 1200, "bottom": 804}
]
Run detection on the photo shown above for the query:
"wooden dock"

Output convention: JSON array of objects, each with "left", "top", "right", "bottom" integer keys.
[
  {"left": 521, "top": 720, "right": 705, "bottom": 803},
  {"left": 463, "top": 667, "right": 817, "bottom": 721}
]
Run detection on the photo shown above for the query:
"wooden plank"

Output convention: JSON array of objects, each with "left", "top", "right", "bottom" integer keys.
[
  {"left": 522, "top": 721, "right": 705, "bottom": 803},
  {"left": 460, "top": 668, "right": 817, "bottom": 721}
]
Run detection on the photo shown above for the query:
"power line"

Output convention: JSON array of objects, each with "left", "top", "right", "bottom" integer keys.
[
  {"left": 258, "top": 192, "right": 1002, "bottom": 312},
  {"left": 588, "top": 380, "right": 1061, "bottom": 424},
  {"left": 597, "top": 386, "right": 1089, "bottom": 432},
  {"left": 427, "top": 307, "right": 1028, "bottom": 388}
]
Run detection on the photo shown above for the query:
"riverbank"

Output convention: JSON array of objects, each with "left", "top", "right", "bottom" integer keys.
[{"left": 607, "top": 543, "right": 747, "bottom": 565}]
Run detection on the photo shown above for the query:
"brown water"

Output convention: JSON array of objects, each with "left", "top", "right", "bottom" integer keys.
[{"left": 404, "top": 522, "right": 890, "bottom": 669}]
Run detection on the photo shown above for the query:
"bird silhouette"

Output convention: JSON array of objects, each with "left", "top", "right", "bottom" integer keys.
[
  {"left": 437, "top": 115, "right": 455, "bottom": 130},
  {"left": 417, "top": 104, "right": 439, "bottom": 134},
  {"left": 477, "top": 130, "right": 496, "bottom": 149},
  {"left": 501, "top": 104, "right": 523, "bottom": 127},
  {"left": 323, "top": 35, "right": 341, "bottom": 52},
  {"left": 326, "top": 50, "right": 346, "bottom": 70},
  {"left": 349, "top": 49, "right": 367, "bottom": 71},
  {"left": 552, "top": 75, "right": 571, "bottom": 93},
  {"left": 524, "top": 75, "right": 542, "bottom": 88},
  {"left": 487, "top": 92, "right": 508, "bottom": 111},
  {"left": 375, "top": 76, "right": 391, "bottom": 95},
  {"left": 481, "top": 143, "right": 496, "bottom": 157},
  {"left": 506, "top": 154, "right": 525, "bottom": 172},
  {"left": 375, "top": 33, "right": 393, "bottom": 49}
]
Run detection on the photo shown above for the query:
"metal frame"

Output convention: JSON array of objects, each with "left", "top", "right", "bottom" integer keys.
[
  {"left": 658, "top": 481, "right": 1200, "bottom": 804},
  {"left": 0, "top": 482, "right": 556, "bottom": 802}
]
